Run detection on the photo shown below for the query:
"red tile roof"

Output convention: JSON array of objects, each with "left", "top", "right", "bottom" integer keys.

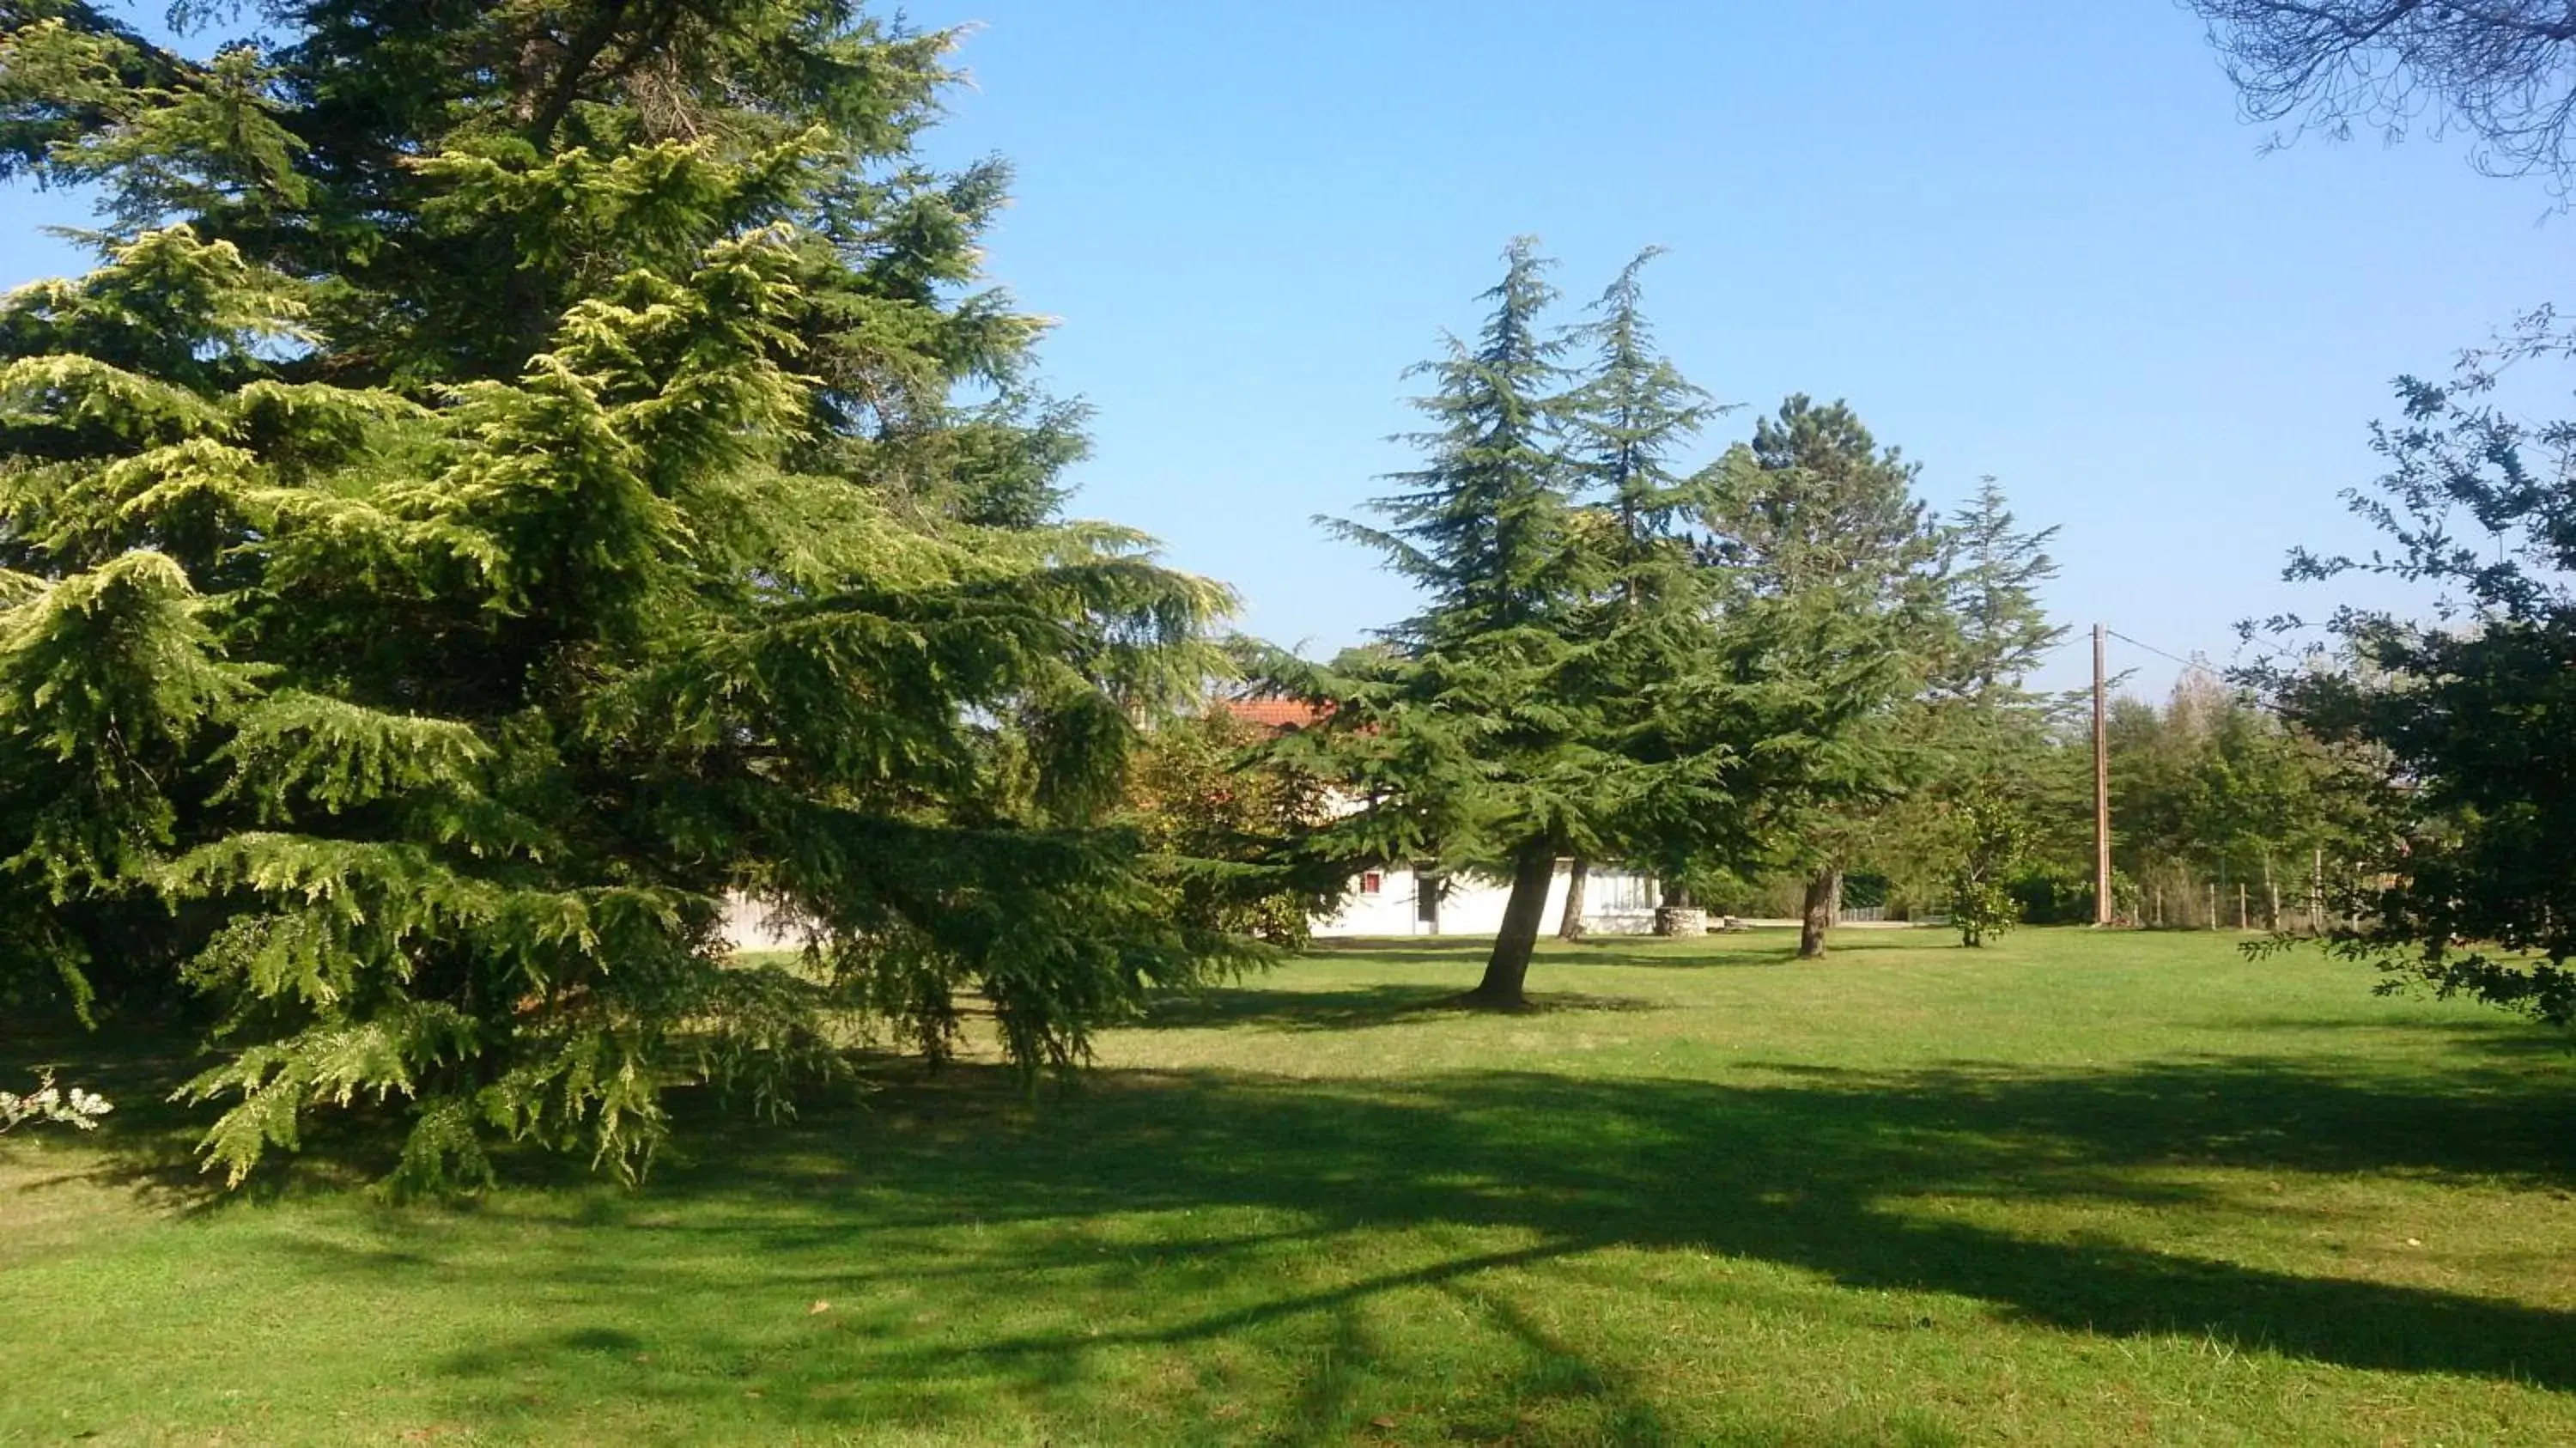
[{"left": 1217, "top": 697, "right": 1332, "bottom": 732}]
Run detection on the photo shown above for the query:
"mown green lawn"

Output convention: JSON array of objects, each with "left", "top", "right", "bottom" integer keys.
[{"left": 7, "top": 928, "right": 2576, "bottom": 1445}]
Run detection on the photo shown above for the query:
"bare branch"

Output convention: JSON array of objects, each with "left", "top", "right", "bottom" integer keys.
[{"left": 2186, "top": 0, "right": 2576, "bottom": 192}]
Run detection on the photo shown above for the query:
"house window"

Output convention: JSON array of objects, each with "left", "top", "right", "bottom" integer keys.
[{"left": 1359, "top": 870, "right": 1384, "bottom": 896}]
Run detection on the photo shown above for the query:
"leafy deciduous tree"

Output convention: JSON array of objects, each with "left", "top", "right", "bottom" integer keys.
[
  {"left": 1947, "top": 783, "right": 2033, "bottom": 948},
  {"left": 2242, "top": 324, "right": 2573, "bottom": 1021},
  {"left": 1124, "top": 705, "right": 1333, "bottom": 949}
]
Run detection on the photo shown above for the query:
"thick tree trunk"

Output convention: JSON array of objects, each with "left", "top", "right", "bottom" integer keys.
[
  {"left": 1470, "top": 845, "right": 1558, "bottom": 1007},
  {"left": 1557, "top": 858, "right": 1589, "bottom": 940},
  {"left": 1797, "top": 867, "right": 1841, "bottom": 960}
]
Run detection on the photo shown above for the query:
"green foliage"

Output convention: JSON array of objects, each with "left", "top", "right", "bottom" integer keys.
[
  {"left": 2106, "top": 675, "right": 2375, "bottom": 928},
  {"left": 1340, "top": 237, "right": 1581, "bottom": 650},
  {"left": 2006, "top": 861, "right": 2098, "bottom": 927},
  {"left": 1703, "top": 396, "right": 1949, "bottom": 952},
  {"left": 1291, "top": 249, "right": 1968, "bottom": 990},
  {"left": 1866, "top": 483, "right": 2083, "bottom": 919},
  {"left": 0, "top": 1, "right": 1236, "bottom": 1188},
  {"left": 1712, "top": 396, "right": 1941, "bottom": 604},
  {"left": 1686, "top": 461, "right": 2082, "bottom": 938},
  {"left": 1947, "top": 785, "right": 2033, "bottom": 947},
  {"left": 1296, "top": 245, "right": 1741, "bottom": 995},
  {"left": 1934, "top": 480, "right": 2069, "bottom": 705},
  {"left": 1299, "top": 241, "right": 1604, "bottom": 910},
  {"left": 1555, "top": 252, "right": 1755, "bottom": 897},
  {"left": 1125, "top": 708, "right": 1332, "bottom": 948},
  {"left": 2244, "top": 319, "right": 2576, "bottom": 1023},
  {"left": 1558, "top": 247, "right": 1716, "bottom": 608}
]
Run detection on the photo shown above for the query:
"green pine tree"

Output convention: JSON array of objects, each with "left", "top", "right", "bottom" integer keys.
[
  {"left": 1705, "top": 396, "right": 1944, "bottom": 958},
  {"left": 1559, "top": 249, "right": 1716, "bottom": 610},
  {"left": 0, "top": 2, "right": 1238, "bottom": 1189},
  {"left": 1288, "top": 247, "right": 1886, "bottom": 1000},
  {"left": 1552, "top": 250, "right": 1735, "bottom": 924},
  {"left": 1893, "top": 480, "right": 2082, "bottom": 924},
  {"left": 1305, "top": 239, "right": 1604, "bottom": 1005},
  {"left": 1935, "top": 480, "right": 2068, "bottom": 706}
]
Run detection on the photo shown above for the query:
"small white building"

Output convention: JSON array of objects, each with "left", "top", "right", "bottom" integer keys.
[
  {"left": 1314, "top": 860, "right": 1660, "bottom": 937},
  {"left": 1211, "top": 699, "right": 1667, "bottom": 940}
]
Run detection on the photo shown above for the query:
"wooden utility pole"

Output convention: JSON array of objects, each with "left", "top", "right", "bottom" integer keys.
[{"left": 2093, "top": 624, "right": 2112, "bottom": 925}]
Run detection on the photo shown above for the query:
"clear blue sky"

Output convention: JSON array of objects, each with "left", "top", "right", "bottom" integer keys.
[{"left": 6, "top": 1, "right": 2564, "bottom": 696}]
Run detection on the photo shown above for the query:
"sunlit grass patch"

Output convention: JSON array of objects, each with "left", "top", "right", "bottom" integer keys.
[{"left": 5, "top": 928, "right": 2573, "bottom": 1445}]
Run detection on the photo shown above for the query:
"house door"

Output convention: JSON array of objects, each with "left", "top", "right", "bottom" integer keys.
[{"left": 1415, "top": 868, "right": 1440, "bottom": 934}]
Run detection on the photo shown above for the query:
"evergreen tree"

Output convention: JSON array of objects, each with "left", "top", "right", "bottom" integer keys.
[
  {"left": 1309, "top": 239, "right": 1599, "bottom": 1006},
  {"left": 1351, "top": 239, "right": 1581, "bottom": 652},
  {"left": 1935, "top": 481, "right": 2067, "bottom": 707},
  {"left": 0, "top": 3, "right": 1236, "bottom": 1188},
  {"left": 1906, "top": 481, "right": 2080, "bottom": 922},
  {"left": 1704, "top": 397, "right": 1942, "bottom": 958},
  {"left": 1290, "top": 248, "right": 1875, "bottom": 1001},
  {"left": 1552, "top": 250, "right": 1755, "bottom": 928},
  {"left": 1559, "top": 249, "right": 1715, "bottom": 611}
]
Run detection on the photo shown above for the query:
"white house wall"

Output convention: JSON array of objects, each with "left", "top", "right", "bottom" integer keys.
[
  {"left": 1312, "top": 861, "right": 1657, "bottom": 938},
  {"left": 722, "top": 862, "right": 1658, "bottom": 953},
  {"left": 722, "top": 897, "right": 809, "bottom": 952}
]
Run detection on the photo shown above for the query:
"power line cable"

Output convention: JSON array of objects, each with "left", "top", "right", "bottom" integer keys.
[
  {"left": 2102, "top": 627, "right": 2293, "bottom": 717},
  {"left": 2103, "top": 628, "right": 2219, "bottom": 674}
]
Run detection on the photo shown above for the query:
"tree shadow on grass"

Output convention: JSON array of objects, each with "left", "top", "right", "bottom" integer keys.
[
  {"left": 1302, "top": 937, "right": 1485, "bottom": 956},
  {"left": 330, "top": 1051, "right": 2576, "bottom": 1441},
  {"left": 1136, "top": 983, "right": 1662, "bottom": 1031},
  {"left": 3, "top": 1025, "right": 450, "bottom": 1211},
  {"left": 15, "top": 1023, "right": 2576, "bottom": 1441},
  {"left": 2216, "top": 1014, "right": 2576, "bottom": 1062},
  {"left": 805, "top": 1061, "right": 2571, "bottom": 1362},
  {"left": 1544, "top": 944, "right": 1805, "bottom": 970},
  {"left": 1298, "top": 932, "right": 1955, "bottom": 973}
]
